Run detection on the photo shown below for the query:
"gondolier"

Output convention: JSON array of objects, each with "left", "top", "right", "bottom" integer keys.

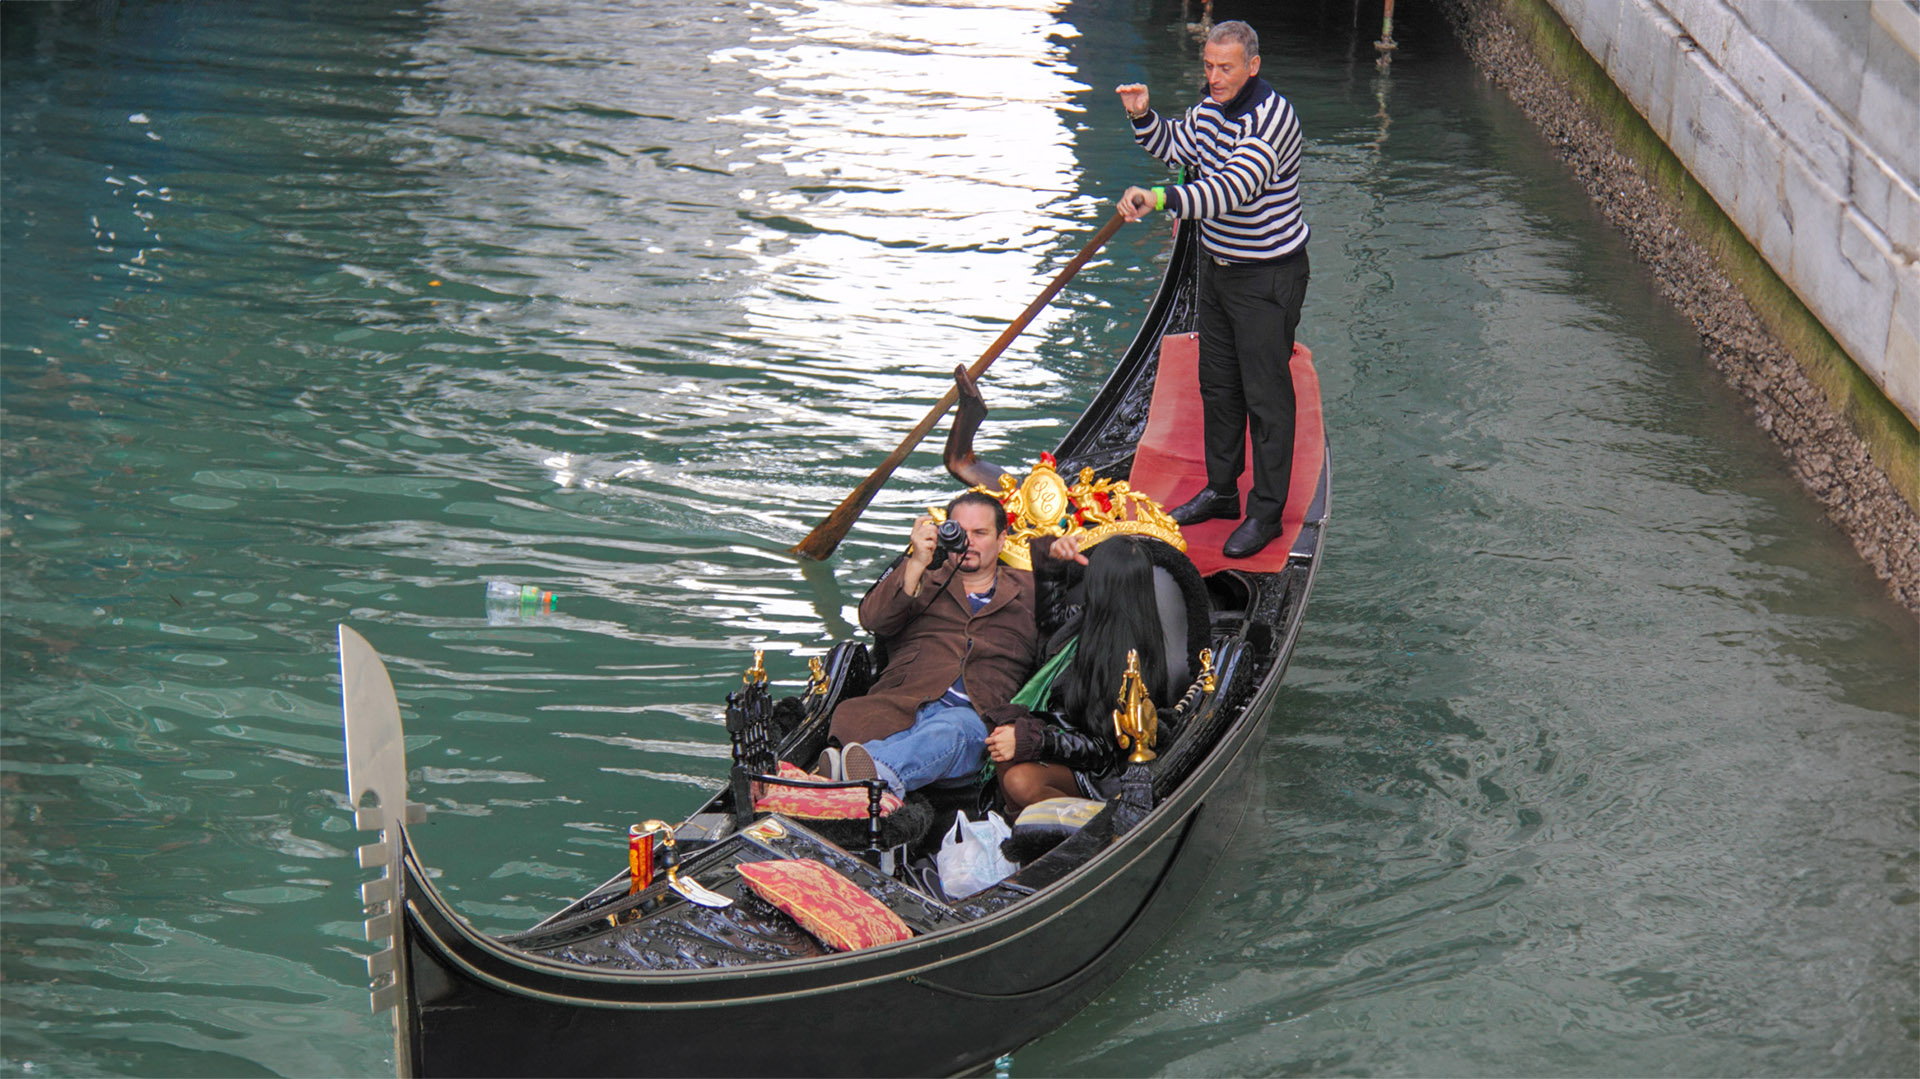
[{"left": 1117, "top": 19, "right": 1310, "bottom": 559}]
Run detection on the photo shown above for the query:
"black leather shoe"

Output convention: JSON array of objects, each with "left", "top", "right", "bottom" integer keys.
[
  {"left": 1222, "top": 516, "right": 1282, "bottom": 559},
  {"left": 1169, "top": 487, "right": 1239, "bottom": 526}
]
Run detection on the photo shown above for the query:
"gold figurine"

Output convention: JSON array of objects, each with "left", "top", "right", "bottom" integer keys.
[
  {"left": 1111, "top": 649, "right": 1158, "bottom": 764},
  {"left": 805, "top": 656, "right": 827, "bottom": 700},
  {"left": 743, "top": 649, "right": 767, "bottom": 686}
]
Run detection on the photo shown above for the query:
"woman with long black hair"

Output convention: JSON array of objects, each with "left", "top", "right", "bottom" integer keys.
[{"left": 985, "top": 536, "right": 1176, "bottom": 814}]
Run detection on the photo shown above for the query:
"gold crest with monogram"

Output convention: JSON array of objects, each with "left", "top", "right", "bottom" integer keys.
[{"left": 931, "top": 453, "right": 1184, "bottom": 571}]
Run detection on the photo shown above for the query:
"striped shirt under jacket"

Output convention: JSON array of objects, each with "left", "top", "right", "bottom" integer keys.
[{"left": 1131, "top": 76, "right": 1309, "bottom": 263}]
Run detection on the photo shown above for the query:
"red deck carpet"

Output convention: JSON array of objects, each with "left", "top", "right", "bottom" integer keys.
[{"left": 1126, "top": 333, "right": 1323, "bottom": 576}]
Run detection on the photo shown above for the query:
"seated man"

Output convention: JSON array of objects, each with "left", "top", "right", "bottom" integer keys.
[
  {"left": 941, "top": 366, "right": 1212, "bottom": 817},
  {"left": 827, "top": 491, "right": 1044, "bottom": 798}
]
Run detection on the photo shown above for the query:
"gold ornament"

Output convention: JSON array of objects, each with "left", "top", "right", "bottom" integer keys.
[
  {"left": 929, "top": 454, "right": 1184, "bottom": 571},
  {"left": 1111, "top": 649, "right": 1158, "bottom": 764}
]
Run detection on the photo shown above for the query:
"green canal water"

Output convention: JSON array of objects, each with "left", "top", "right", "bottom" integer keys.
[{"left": 3, "top": 1, "right": 1914, "bottom": 1075}]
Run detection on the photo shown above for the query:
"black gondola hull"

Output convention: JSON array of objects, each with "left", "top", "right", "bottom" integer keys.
[{"left": 401, "top": 678, "right": 1277, "bottom": 1076}]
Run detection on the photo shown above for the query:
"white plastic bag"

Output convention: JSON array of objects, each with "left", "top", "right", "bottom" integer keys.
[{"left": 935, "top": 810, "right": 1016, "bottom": 899}]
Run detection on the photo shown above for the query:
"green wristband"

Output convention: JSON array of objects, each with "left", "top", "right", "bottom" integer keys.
[{"left": 1152, "top": 186, "right": 1166, "bottom": 212}]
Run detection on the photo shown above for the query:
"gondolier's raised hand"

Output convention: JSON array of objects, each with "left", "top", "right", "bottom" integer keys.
[{"left": 1116, "top": 84, "right": 1157, "bottom": 224}]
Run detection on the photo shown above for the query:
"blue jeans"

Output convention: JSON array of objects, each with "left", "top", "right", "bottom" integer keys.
[{"left": 859, "top": 702, "right": 987, "bottom": 798}]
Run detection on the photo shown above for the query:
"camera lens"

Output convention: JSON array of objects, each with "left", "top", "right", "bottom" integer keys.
[{"left": 929, "top": 519, "right": 967, "bottom": 569}]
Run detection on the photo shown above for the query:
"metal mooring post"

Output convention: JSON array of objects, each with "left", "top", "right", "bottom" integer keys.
[{"left": 1375, "top": 0, "right": 1398, "bottom": 67}]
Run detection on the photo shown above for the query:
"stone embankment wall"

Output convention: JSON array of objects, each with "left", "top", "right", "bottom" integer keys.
[
  {"left": 1549, "top": 0, "right": 1918, "bottom": 429},
  {"left": 1444, "top": 0, "right": 1920, "bottom": 612}
]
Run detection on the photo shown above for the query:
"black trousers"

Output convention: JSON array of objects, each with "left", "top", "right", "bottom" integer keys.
[{"left": 1195, "top": 248, "right": 1310, "bottom": 524}]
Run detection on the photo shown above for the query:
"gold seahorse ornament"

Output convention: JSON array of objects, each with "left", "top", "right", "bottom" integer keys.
[{"left": 1111, "top": 649, "right": 1158, "bottom": 764}]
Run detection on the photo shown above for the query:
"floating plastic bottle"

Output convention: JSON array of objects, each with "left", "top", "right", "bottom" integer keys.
[{"left": 485, "top": 580, "right": 555, "bottom": 623}]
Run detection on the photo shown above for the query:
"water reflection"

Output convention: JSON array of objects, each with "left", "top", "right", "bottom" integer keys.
[
  {"left": 719, "top": 0, "right": 1089, "bottom": 411},
  {"left": 397, "top": 0, "right": 1093, "bottom": 484}
]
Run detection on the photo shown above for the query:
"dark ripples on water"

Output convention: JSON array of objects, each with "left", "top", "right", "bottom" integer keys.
[{"left": 2, "top": 1, "right": 1913, "bottom": 1076}]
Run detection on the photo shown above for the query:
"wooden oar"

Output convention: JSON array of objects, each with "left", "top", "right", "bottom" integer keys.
[{"left": 791, "top": 210, "right": 1130, "bottom": 562}]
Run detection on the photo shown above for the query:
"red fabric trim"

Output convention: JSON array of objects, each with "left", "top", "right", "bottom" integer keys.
[
  {"left": 755, "top": 761, "right": 902, "bottom": 819},
  {"left": 1127, "top": 333, "right": 1324, "bottom": 575}
]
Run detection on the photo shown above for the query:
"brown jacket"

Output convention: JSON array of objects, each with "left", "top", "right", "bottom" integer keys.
[{"left": 829, "top": 560, "right": 1042, "bottom": 746}]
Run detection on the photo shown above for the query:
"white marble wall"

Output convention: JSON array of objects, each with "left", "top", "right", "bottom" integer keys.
[{"left": 1547, "top": 0, "right": 1920, "bottom": 425}]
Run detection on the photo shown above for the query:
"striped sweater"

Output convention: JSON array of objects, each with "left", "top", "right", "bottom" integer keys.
[{"left": 1131, "top": 76, "right": 1309, "bottom": 263}]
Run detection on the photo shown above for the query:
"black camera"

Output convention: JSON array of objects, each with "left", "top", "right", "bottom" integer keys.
[{"left": 927, "top": 519, "right": 968, "bottom": 570}]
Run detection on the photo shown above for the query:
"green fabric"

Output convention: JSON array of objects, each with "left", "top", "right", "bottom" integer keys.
[{"left": 1011, "top": 637, "right": 1077, "bottom": 711}]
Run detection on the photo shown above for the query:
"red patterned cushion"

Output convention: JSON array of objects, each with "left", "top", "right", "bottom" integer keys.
[
  {"left": 754, "top": 761, "right": 901, "bottom": 819},
  {"left": 736, "top": 859, "right": 912, "bottom": 952}
]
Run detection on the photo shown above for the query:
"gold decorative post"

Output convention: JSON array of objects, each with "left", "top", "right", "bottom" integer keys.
[
  {"left": 627, "top": 823, "right": 657, "bottom": 894},
  {"left": 641, "top": 819, "right": 678, "bottom": 881},
  {"left": 638, "top": 817, "right": 730, "bottom": 907},
  {"left": 1110, "top": 649, "right": 1158, "bottom": 764}
]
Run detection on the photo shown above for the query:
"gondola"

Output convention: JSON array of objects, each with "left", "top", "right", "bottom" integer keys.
[{"left": 337, "top": 219, "right": 1330, "bottom": 1077}]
